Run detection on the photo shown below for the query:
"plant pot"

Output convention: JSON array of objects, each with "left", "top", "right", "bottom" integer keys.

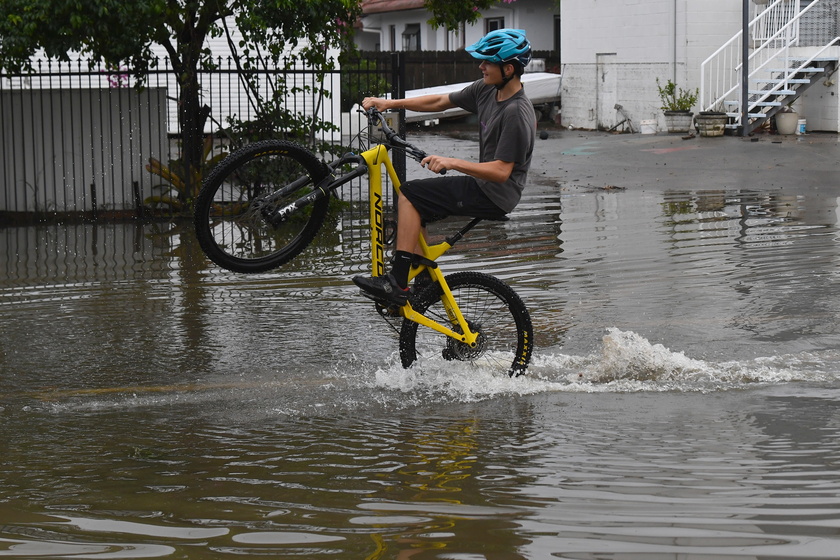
[
  {"left": 663, "top": 111, "right": 693, "bottom": 133},
  {"left": 695, "top": 111, "right": 728, "bottom": 137},
  {"left": 775, "top": 111, "right": 798, "bottom": 135}
]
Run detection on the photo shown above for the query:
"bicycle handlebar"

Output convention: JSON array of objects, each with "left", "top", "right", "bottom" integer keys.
[{"left": 362, "top": 107, "right": 445, "bottom": 174}]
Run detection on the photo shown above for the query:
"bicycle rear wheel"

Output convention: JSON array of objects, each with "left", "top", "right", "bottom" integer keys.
[
  {"left": 399, "top": 271, "right": 533, "bottom": 377},
  {"left": 194, "top": 140, "right": 331, "bottom": 273}
]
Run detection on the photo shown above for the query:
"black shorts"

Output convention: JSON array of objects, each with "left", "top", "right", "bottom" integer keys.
[{"left": 400, "top": 175, "right": 506, "bottom": 223}]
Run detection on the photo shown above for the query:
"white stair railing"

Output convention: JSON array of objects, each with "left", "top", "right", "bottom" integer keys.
[
  {"left": 700, "top": 0, "right": 817, "bottom": 115},
  {"left": 749, "top": 36, "right": 840, "bottom": 113}
]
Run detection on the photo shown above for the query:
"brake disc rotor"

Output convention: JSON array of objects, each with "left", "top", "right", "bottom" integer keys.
[{"left": 442, "top": 321, "right": 486, "bottom": 361}]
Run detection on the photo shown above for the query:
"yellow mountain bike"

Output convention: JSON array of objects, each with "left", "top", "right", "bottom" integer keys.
[{"left": 194, "top": 108, "right": 532, "bottom": 376}]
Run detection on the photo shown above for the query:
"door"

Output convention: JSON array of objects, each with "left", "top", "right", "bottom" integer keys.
[{"left": 596, "top": 53, "right": 617, "bottom": 131}]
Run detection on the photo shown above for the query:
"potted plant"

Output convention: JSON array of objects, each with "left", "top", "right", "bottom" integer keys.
[
  {"left": 695, "top": 102, "right": 729, "bottom": 137},
  {"left": 657, "top": 78, "right": 698, "bottom": 133},
  {"left": 774, "top": 105, "right": 799, "bottom": 135}
]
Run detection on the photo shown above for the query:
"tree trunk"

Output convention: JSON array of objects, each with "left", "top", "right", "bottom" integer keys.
[
  {"left": 177, "top": 69, "right": 210, "bottom": 205},
  {"left": 172, "top": 5, "right": 216, "bottom": 208}
]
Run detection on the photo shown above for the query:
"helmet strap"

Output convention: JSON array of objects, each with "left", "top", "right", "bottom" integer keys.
[{"left": 495, "top": 62, "right": 515, "bottom": 91}]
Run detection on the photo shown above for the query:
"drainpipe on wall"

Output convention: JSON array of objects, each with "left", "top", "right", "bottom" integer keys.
[{"left": 673, "top": 0, "right": 678, "bottom": 84}]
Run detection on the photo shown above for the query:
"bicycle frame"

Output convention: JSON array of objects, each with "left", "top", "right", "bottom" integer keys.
[{"left": 359, "top": 140, "right": 480, "bottom": 347}]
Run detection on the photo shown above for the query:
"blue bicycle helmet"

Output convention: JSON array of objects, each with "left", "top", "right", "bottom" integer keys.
[{"left": 466, "top": 28, "right": 532, "bottom": 69}]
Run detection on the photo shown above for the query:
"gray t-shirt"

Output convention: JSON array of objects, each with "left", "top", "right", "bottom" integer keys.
[{"left": 449, "top": 80, "right": 536, "bottom": 213}]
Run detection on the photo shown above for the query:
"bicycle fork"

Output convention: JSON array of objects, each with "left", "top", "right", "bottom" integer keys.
[{"left": 263, "top": 154, "right": 367, "bottom": 228}]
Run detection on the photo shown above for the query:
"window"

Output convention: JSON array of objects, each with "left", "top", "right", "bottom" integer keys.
[
  {"left": 402, "top": 24, "right": 421, "bottom": 51},
  {"left": 485, "top": 18, "right": 505, "bottom": 33}
]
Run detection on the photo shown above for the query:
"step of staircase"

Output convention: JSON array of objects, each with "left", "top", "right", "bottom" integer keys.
[
  {"left": 756, "top": 78, "right": 812, "bottom": 84},
  {"left": 788, "top": 57, "right": 836, "bottom": 63},
  {"left": 725, "top": 100, "right": 780, "bottom": 108},
  {"left": 769, "top": 67, "right": 825, "bottom": 73},
  {"left": 725, "top": 111, "right": 767, "bottom": 119},
  {"left": 748, "top": 90, "right": 795, "bottom": 96}
]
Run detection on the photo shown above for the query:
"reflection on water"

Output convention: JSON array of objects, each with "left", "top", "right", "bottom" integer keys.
[{"left": 2, "top": 180, "right": 840, "bottom": 558}]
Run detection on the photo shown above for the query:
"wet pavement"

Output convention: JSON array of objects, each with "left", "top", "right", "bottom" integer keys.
[
  {"left": 513, "top": 125, "right": 838, "bottom": 194},
  {"left": 1, "top": 126, "right": 840, "bottom": 558}
]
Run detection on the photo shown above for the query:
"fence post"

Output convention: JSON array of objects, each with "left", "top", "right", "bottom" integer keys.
[
  {"left": 90, "top": 182, "right": 98, "bottom": 221},
  {"left": 132, "top": 181, "right": 144, "bottom": 220},
  {"left": 391, "top": 52, "right": 407, "bottom": 185}
]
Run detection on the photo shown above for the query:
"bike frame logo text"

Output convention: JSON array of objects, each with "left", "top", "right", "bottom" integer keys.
[{"left": 373, "top": 191, "right": 385, "bottom": 276}]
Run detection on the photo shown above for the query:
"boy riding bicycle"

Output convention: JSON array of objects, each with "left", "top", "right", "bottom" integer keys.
[{"left": 354, "top": 28, "right": 537, "bottom": 305}]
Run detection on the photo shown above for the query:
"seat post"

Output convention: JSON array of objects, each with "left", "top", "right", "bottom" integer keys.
[{"left": 444, "top": 214, "right": 509, "bottom": 246}]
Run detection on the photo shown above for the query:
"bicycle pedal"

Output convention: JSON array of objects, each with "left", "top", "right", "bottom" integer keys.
[
  {"left": 375, "top": 302, "right": 402, "bottom": 318},
  {"left": 359, "top": 289, "right": 399, "bottom": 307}
]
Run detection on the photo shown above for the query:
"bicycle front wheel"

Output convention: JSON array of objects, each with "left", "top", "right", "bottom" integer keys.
[
  {"left": 399, "top": 271, "right": 533, "bottom": 377},
  {"left": 194, "top": 140, "right": 331, "bottom": 273}
]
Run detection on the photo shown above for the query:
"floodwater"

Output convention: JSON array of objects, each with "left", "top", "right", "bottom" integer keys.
[{"left": 2, "top": 131, "right": 840, "bottom": 558}]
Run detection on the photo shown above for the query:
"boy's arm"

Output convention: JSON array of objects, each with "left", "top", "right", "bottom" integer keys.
[
  {"left": 421, "top": 156, "right": 515, "bottom": 183},
  {"left": 362, "top": 94, "right": 455, "bottom": 113}
]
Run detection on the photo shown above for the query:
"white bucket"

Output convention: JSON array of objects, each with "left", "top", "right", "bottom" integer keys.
[
  {"left": 796, "top": 118, "right": 806, "bottom": 135},
  {"left": 640, "top": 119, "right": 657, "bottom": 134}
]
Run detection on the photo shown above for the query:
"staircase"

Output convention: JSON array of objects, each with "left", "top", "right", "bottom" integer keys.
[{"left": 700, "top": 0, "right": 840, "bottom": 135}]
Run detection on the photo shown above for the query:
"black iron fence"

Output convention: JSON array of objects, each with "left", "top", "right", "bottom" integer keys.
[
  {"left": 1, "top": 50, "right": 557, "bottom": 225},
  {"left": 352, "top": 49, "right": 559, "bottom": 91},
  {"left": 0, "top": 54, "right": 394, "bottom": 224}
]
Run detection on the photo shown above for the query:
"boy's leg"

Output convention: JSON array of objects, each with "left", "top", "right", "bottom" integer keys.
[
  {"left": 396, "top": 192, "right": 422, "bottom": 254},
  {"left": 351, "top": 193, "right": 419, "bottom": 304},
  {"left": 389, "top": 192, "right": 423, "bottom": 289},
  {"left": 353, "top": 176, "right": 502, "bottom": 305}
]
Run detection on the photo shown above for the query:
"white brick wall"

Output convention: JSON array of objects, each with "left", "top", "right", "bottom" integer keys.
[{"left": 560, "top": 62, "right": 678, "bottom": 131}]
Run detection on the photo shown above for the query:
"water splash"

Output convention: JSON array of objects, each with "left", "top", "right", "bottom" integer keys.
[
  {"left": 370, "top": 328, "right": 838, "bottom": 399},
  {"left": 29, "top": 329, "right": 839, "bottom": 420},
  {"left": 540, "top": 328, "right": 836, "bottom": 392}
]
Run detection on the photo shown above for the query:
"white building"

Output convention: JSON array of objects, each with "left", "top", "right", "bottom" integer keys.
[
  {"left": 355, "top": 0, "right": 840, "bottom": 133},
  {"left": 1, "top": 22, "right": 341, "bottom": 217},
  {"left": 561, "top": 0, "right": 740, "bottom": 131},
  {"left": 561, "top": 0, "right": 839, "bottom": 133}
]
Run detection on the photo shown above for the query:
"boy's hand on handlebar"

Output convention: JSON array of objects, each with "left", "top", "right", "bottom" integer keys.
[
  {"left": 362, "top": 97, "right": 391, "bottom": 111},
  {"left": 421, "top": 155, "right": 453, "bottom": 175}
]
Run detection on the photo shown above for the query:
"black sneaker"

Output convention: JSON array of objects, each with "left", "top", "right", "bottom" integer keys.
[{"left": 353, "top": 273, "right": 410, "bottom": 306}]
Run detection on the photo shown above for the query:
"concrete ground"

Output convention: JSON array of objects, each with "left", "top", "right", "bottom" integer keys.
[
  {"left": 530, "top": 127, "right": 839, "bottom": 195},
  {"left": 417, "top": 121, "right": 839, "bottom": 195}
]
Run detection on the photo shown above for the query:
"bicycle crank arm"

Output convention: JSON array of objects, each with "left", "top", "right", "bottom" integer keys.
[{"left": 402, "top": 304, "right": 479, "bottom": 346}]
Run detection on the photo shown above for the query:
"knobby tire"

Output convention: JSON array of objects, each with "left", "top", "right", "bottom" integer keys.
[
  {"left": 399, "top": 271, "right": 533, "bottom": 377},
  {"left": 194, "top": 140, "right": 331, "bottom": 273}
]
